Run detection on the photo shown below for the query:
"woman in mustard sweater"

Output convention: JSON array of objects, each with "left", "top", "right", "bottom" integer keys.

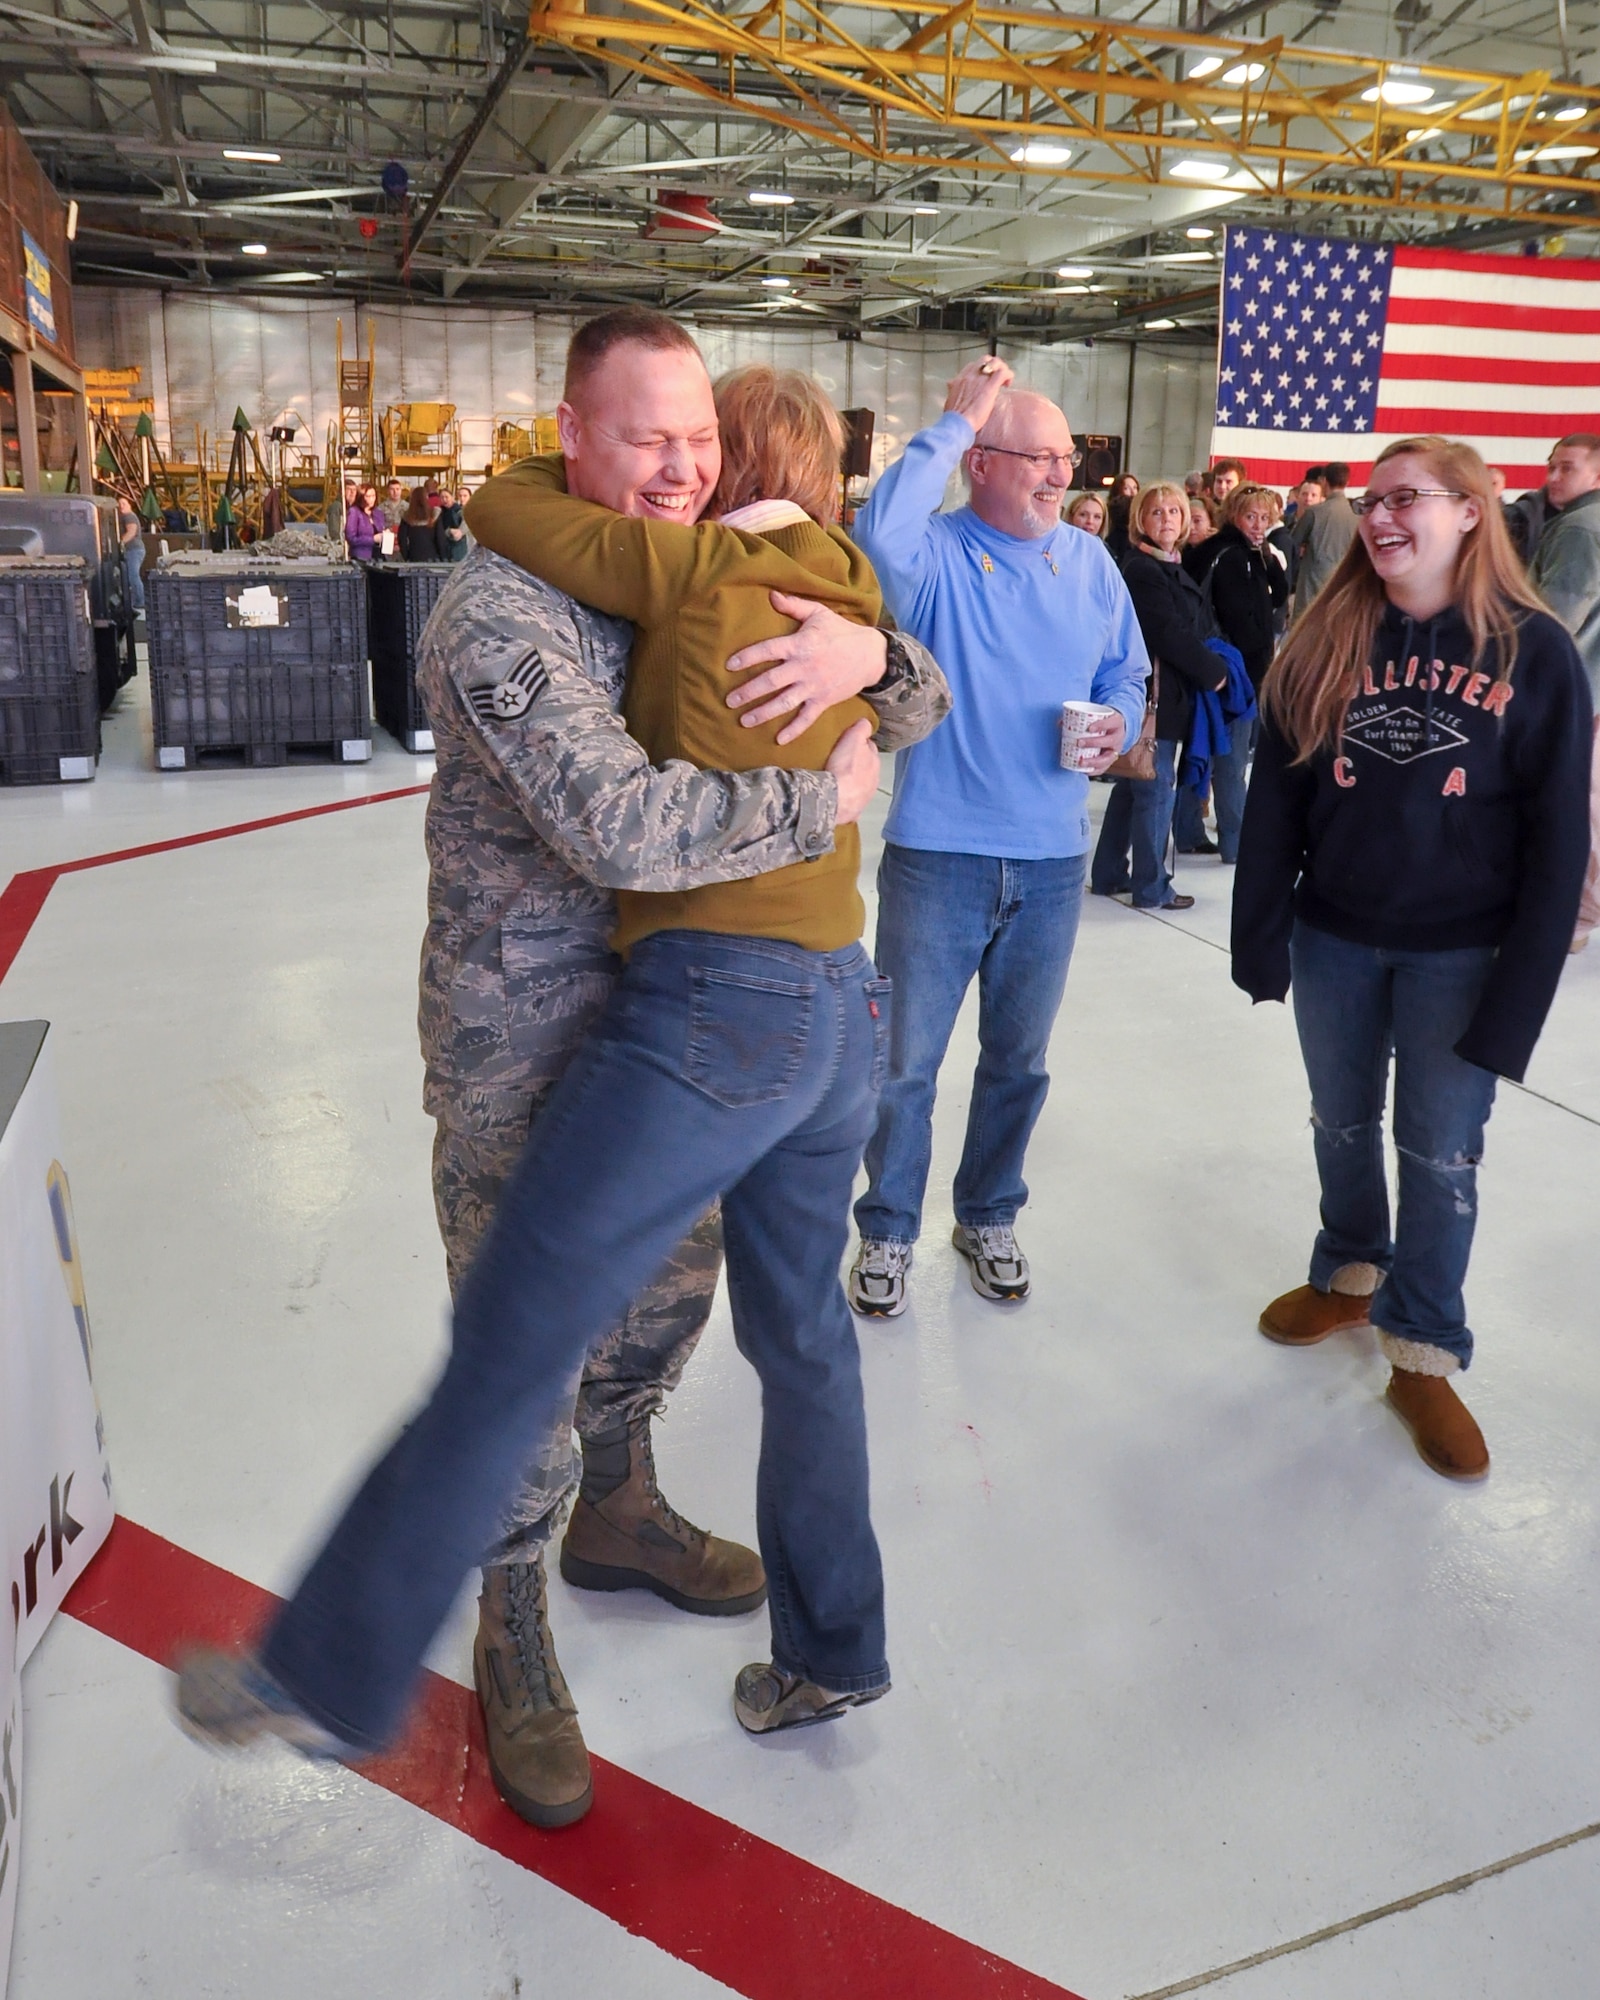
[{"left": 464, "top": 369, "right": 882, "bottom": 958}]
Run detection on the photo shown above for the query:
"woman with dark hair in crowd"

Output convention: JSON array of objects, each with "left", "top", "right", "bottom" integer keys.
[
  {"left": 1233, "top": 435, "right": 1592, "bottom": 1480},
  {"left": 1105, "top": 470, "right": 1140, "bottom": 566},
  {"left": 1066, "top": 490, "right": 1107, "bottom": 538},
  {"left": 1090, "top": 480, "right": 1227, "bottom": 911},
  {"left": 1183, "top": 494, "right": 1218, "bottom": 572},
  {"left": 399, "top": 486, "right": 442, "bottom": 562},
  {"left": 343, "top": 485, "right": 377, "bottom": 563},
  {"left": 1181, "top": 482, "right": 1287, "bottom": 862},
  {"left": 435, "top": 486, "right": 472, "bottom": 562}
]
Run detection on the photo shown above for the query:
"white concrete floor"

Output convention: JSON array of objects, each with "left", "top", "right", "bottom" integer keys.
[{"left": 4, "top": 668, "right": 1600, "bottom": 1999}]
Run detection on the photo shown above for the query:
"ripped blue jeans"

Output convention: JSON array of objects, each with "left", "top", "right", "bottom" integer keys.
[{"left": 1289, "top": 921, "right": 1499, "bottom": 1369}]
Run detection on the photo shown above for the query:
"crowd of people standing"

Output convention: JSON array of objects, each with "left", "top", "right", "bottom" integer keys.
[
  {"left": 328, "top": 474, "right": 474, "bottom": 564},
  {"left": 174, "top": 318, "right": 1593, "bottom": 1860}
]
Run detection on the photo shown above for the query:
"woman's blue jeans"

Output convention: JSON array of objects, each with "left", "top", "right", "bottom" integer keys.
[
  {"left": 1090, "top": 738, "right": 1179, "bottom": 906},
  {"left": 261, "top": 931, "right": 891, "bottom": 1752},
  {"left": 853, "top": 843, "right": 1085, "bottom": 1246},
  {"left": 1289, "top": 921, "right": 1499, "bottom": 1370}
]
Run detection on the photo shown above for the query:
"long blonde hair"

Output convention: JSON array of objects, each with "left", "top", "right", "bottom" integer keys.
[{"left": 1262, "top": 435, "right": 1543, "bottom": 762}]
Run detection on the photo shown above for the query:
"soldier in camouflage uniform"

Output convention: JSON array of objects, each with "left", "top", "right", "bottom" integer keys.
[{"left": 414, "top": 321, "right": 950, "bottom": 1829}]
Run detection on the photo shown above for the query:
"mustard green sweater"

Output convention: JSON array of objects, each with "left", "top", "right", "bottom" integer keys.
[{"left": 466, "top": 454, "right": 882, "bottom": 956}]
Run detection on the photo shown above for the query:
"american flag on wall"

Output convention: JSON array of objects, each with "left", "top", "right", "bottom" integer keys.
[{"left": 1209, "top": 224, "right": 1600, "bottom": 491}]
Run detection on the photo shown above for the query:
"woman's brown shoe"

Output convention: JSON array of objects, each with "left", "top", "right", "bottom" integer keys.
[
  {"left": 1258, "top": 1282, "right": 1374, "bottom": 1346},
  {"left": 1385, "top": 1367, "right": 1490, "bottom": 1481}
]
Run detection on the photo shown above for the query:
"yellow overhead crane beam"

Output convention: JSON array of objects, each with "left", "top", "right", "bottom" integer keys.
[{"left": 526, "top": 0, "right": 1600, "bottom": 224}]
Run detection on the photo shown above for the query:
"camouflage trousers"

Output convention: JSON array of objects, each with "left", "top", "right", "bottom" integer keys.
[{"left": 432, "top": 1092, "right": 722, "bottom": 1565}]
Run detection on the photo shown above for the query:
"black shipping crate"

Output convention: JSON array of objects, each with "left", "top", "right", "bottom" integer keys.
[
  {"left": 0, "top": 494, "right": 136, "bottom": 711},
  {"left": 147, "top": 558, "right": 372, "bottom": 767},
  {"left": 367, "top": 561, "right": 450, "bottom": 753},
  {"left": 0, "top": 557, "right": 99, "bottom": 783}
]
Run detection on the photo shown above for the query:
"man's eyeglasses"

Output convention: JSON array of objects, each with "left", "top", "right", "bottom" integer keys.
[
  {"left": 1349, "top": 486, "right": 1465, "bottom": 518},
  {"left": 976, "top": 444, "right": 1084, "bottom": 473}
]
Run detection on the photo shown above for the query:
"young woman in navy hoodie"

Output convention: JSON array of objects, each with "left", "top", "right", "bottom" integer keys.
[{"left": 1232, "top": 436, "right": 1592, "bottom": 1479}]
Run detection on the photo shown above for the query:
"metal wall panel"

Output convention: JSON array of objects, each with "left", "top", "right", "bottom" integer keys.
[{"left": 75, "top": 289, "right": 1218, "bottom": 489}]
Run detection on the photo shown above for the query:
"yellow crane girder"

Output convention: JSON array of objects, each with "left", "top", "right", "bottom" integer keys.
[{"left": 526, "top": 0, "right": 1600, "bottom": 223}]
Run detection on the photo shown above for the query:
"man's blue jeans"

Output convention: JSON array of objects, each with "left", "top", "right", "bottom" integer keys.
[
  {"left": 1289, "top": 921, "right": 1499, "bottom": 1370},
  {"left": 261, "top": 931, "right": 891, "bottom": 1752},
  {"left": 1089, "top": 739, "right": 1179, "bottom": 906},
  {"left": 853, "top": 843, "right": 1085, "bottom": 1247}
]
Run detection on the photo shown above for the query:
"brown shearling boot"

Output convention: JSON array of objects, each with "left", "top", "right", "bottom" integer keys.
[
  {"left": 1259, "top": 1263, "right": 1380, "bottom": 1345},
  {"left": 474, "top": 1559, "right": 593, "bottom": 1829},
  {"left": 560, "top": 1418, "right": 767, "bottom": 1616},
  {"left": 1385, "top": 1361, "right": 1490, "bottom": 1481}
]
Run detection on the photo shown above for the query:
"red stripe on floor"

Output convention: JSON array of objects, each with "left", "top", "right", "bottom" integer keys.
[
  {"left": 0, "top": 784, "right": 430, "bottom": 985},
  {"left": 65, "top": 1518, "right": 1084, "bottom": 2000},
  {"left": 0, "top": 867, "right": 55, "bottom": 984},
  {"left": 51, "top": 783, "right": 433, "bottom": 877}
]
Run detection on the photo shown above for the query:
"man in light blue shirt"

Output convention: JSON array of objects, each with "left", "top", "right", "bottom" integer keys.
[{"left": 847, "top": 357, "right": 1149, "bottom": 1317}]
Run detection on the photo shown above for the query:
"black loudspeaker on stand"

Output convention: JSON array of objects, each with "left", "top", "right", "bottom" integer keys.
[
  {"left": 1077, "top": 434, "right": 1123, "bottom": 490},
  {"left": 841, "top": 408, "right": 876, "bottom": 481}
]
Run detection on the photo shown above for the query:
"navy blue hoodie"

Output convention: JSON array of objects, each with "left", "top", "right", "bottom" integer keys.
[{"left": 1232, "top": 600, "right": 1593, "bottom": 1081}]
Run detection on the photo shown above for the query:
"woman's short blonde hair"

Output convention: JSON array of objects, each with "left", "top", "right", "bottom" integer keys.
[
  {"left": 1134, "top": 480, "right": 1191, "bottom": 549},
  {"left": 711, "top": 366, "right": 845, "bottom": 525},
  {"left": 1065, "top": 490, "right": 1106, "bottom": 533}
]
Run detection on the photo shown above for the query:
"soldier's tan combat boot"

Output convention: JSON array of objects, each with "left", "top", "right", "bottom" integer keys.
[
  {"left": 560, "top": 1418, "right": 767, "bottom": 1615},
  {"left": 473, "top": 1559, "right": 593, "bottom": 1829}
]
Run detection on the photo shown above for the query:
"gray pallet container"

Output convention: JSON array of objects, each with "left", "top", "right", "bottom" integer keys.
[
  {"left": 147, "top": 556, "right": 372, "bottom": 768},
  {"left": 0, "top": 556, "right": 100, "bottom": 784}
]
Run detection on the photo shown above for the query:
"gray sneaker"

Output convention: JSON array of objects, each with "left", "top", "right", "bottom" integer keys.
[
  {"left": 848, "top": 1237, "right": 913, "bottom": 1317},
  {"left": 733, "top": 1662, "right": 890, "bottom": 1735},
  {"left": 175, "top": 1649, "right": 354, "bottom": 1759},
  {"left": 952, "top": 1222, "right": 1030, "bottom": 1302}
]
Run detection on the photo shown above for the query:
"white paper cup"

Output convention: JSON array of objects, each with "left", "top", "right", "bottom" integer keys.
[{"left": 1059, "top": 699, "right": 1119, "bottom": 771}]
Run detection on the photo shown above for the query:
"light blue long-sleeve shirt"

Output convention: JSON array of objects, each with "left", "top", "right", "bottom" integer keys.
[{"left": 855, "top": 410, "right": 1151, "bottom": 860}]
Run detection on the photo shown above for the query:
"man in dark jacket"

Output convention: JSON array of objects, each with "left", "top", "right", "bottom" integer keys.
[
  {"left": 1290, "top": 461, "right": 1355, "bottom": 617},
  {"left": 1531, "top": 432, "right": 1600, "bottom": 948}
]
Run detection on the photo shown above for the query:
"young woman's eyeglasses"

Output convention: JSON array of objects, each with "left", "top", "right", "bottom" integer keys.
[
  {"left": 1349, "top": 486, "right": 1465, "bottom": 518},
  {"left": 977, "top": 444, "right": 1084, "bottom": 472}
]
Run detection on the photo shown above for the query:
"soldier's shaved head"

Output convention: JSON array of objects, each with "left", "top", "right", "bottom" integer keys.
[
  {"left": 563, "top": 308, "right": 706, "bottom": 412},
  {"left": 557, "top": 311, "right": 721, "bottom": 523}
]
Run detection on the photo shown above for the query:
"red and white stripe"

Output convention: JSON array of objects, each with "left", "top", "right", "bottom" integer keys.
[{"left": 1211, "top": 246, "right": 1600, "bottom": 492}]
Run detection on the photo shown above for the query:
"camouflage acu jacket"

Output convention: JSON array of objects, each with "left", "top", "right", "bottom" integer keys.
[{"left": 416, "top": 546, "right": 951, "bottom": 1122}]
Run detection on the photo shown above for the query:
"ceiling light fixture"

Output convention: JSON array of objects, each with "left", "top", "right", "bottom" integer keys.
[
  {"left": 1186, "top": 225, "right": 1216, "bottom": 239},
  {"left": 1221, "top": 62, "right": 1265, "bottom": 85},
  {"left": 761, "top": 274, "right": 791, "bottom": 287},
  {"left": 1361, "top": 80, "right": 1434, "bottom": 106},
  {"left": 1057, "top": 263, "right": 1094, "bottom": 277},
  {"left": 65, "top": 200, "right": 78, "bottom": 242},
  {"left": 1144, "top": 318, "right": 1177, "bottom": 330},
  {"left": 1189, "top": 55, "right": 1224, "bottom": 79},
  {"left": 1528, "top": 143, "right": 1600, "bottom": 160},
  {"left": 258, "top": 270, "right": 324, "bottom": 283},
  {"left": 1010, "top": 141, "right": 1073, "bottom": 165},
  {"left": 241, "top": 242, "right": 268, "bottom": 255},
  {"left": 912, "top": 204, "right": 940, "bottom": 215},
  {"left": 224, "top": 148, "right": 282, "bottom": 163},
  {"left": 747, "top": 189, "right": 795, "bottom": 205},
  {"left": 1556, "top": 104, "right": 1588, "bottom": 121},
  {"left": 1171, "top": 159, "right": 1230, "bottom": 181}
]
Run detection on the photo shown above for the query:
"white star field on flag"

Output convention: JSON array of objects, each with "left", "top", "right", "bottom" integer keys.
[{"left": 1214, "top": 227, "right": 1395, "bottom": 434}]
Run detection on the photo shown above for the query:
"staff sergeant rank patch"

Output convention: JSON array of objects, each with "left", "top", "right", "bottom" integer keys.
[{"left": 468, "top": 648, "right": 550, "bottom": 724}]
